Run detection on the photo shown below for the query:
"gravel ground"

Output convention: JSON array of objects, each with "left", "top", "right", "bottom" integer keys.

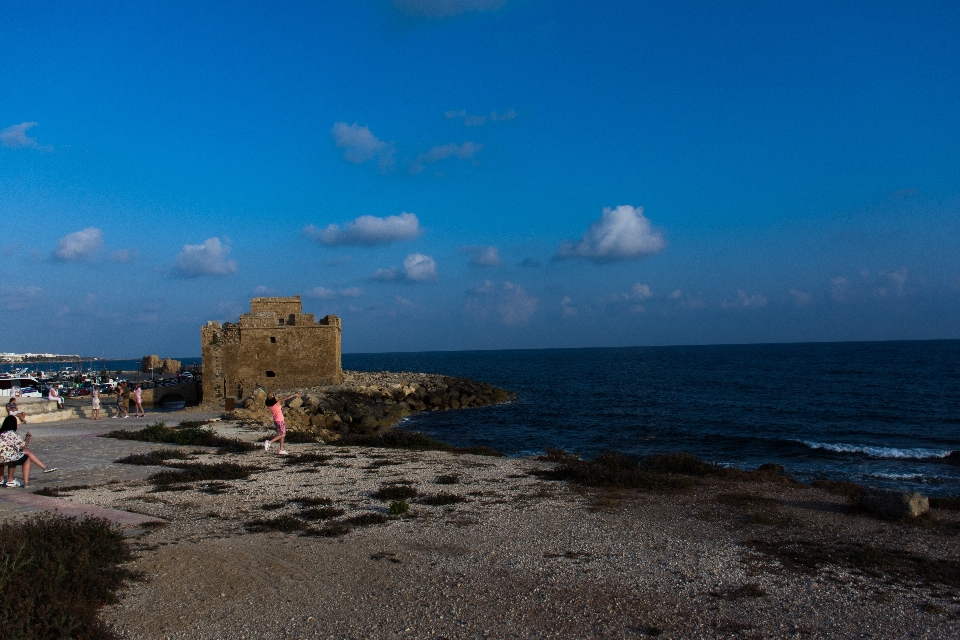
[{"left": 41, "top": 424, "right": 960, "bottom": 639}]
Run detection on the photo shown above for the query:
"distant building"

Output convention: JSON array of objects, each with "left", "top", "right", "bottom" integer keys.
[{"left": 201, "top": 295, "right": 342, "bottom": 402}]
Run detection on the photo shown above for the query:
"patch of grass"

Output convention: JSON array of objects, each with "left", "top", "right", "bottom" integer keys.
[
  {"left": 32, "top": 484, "right": 93, "bottom": 497},
  {"left": 177, "top": 420, "right": 213, "bottom": 429},
  {"left": 288, "top": 497, "right": 333, "bottom": 507},
  {"left": 301, "top": 522, "right": 352, "bottom": 538},
  {"left": 300, "top": 507, "right": 345, "bottom": 521},
  {"left": 710, "top": 583, "right": 767, "bottom": 599},
  {"left": 435, "top": 474, "right": 460, "bottom": 485},
  {"left": 115, "top": 449, "right": 193, "bottom": 465},
  {"left": 244, "top": 515, "right": 307, "bottom": 533},
  {"left": 372, "top": 484, "right": 419, "bottom": 501},
  {"left": 643, "top": 452, "right": 718, "bottom": 476},
  {"left": 420, "top": 493, "right": 467, "bottom": 506},
  {"left": 103, "top": 422, "right": 253, "bottom": 453},
  {"left": 537, "top": 448, "right": 579, "bottom": 463},
  {"left": 748, "top": 539, "right": 960, "bottom": 588},
  {"left": 538, "top": 451, "right": 697, "bottom": 490},
  {"left": 148, "top": 462, "right": 255, "bottom": 486},
  {"left": 717, "top": 493, "right": 780, "bottom": 508},
  {"left": 214, "top": 439, "right": 261, "bottom": 454},
  {"left": 930, "top": 496, "right": 960, "bottom": 511},
  {"left": 388, "top": 499, "right": 410, "bottom": 515},
  {"left": 811, "top": 479, "right": 864, "bottom": 503},
  {"left": 196, "top": 482, "right": 233, "bottom": 495},
  {"left": 284, "top": 452, "right": 331, "bottom": 465},
  {"left": 260, "top": 501, "right": 287, "bottom": 511},
  {"left": 0, "top": 512, "right": 137, "bottom": 640},
  {"left": 281, "top": 431, "right": 323, "bottom": 444},
  {"left": 365, "top": 459, "right": 402, "bottom": 468},
  {"left": 336, "top": 430, "right": 504, "bottom": 456},
  {"left": 921, "top": 602, "right": 945, "bottom": 614},
  {"left": 370, "top": 552, "right": 401, "bottom": 563},
  {"left": 345, "top": 512, "right": 389, "bottom": 527}
]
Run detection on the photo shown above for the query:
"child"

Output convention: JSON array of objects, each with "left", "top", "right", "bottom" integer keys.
[
  {"left": 263, "top": 392, "right": 300, "bottom": 456},
  {"left": 0, "top": 416, "right": 57, "bottom": 488},
  {"left": 133, "top": 384, "right": 145, "bottom": 417}
]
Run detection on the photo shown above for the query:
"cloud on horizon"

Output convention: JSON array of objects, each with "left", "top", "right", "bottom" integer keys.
[
  {"left": 174, "top": 237, "right": 237, "bottom": 278},
  {"left": 372, "top": 253, "right": 438, "bottom": 283},
  {"left": 1, "top": 122, "right": 52, "bottom": 151},
  {"left": 722, "top": 290, "right": 768, "bottom": 309},
  {"left": 54, "top": 227, "right": 103, "bottom": 262},
  {"left": 465, "top": 280, "right": 538, "bottom": 326},
  {"left": 392, "top": 0, "right": 507, "bottom": 18},
  {"left": 305, "top": 286, "right": 364, "bottom": 299},
  {"left": 556, "top": 205, "right": 666, "bottom": 263},
  {"left": 0, "top": 285, "right": 43, "bottom": 310},
  {"left": 445, "top": 108, "right": 517, "bottom": 127},
  {"left": 409, "top": 141, "right": 482, "bottom": 174},
  {"left": 304, "top": 212, "right": 421, "bottom": 247},
  {"left": 461, "top": 245, "right": 503, "bottom": 267},
  {"left": 331, "top": 122, "right": 396, "bottom": 171}
]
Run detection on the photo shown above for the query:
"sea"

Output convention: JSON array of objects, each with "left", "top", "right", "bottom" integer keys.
[
  {"left": 6, "top": 342, "right": 958, "bottom": 496},
  {"left": 343, "top": 340, "right": 960, "bottom": 497}
]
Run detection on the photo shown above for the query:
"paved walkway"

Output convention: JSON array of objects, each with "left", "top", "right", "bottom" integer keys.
[{"left": 0, "top": 410, "right": 226, "bottom": 527}]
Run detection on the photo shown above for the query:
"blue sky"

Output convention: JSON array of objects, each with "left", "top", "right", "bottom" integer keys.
[{"left": 2, "top": 0, "right": 958, "bottom": 356}]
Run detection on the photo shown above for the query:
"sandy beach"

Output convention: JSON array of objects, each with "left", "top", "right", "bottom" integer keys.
[{"left": 18, "top": 419, "right": 956, "bottom": 639}]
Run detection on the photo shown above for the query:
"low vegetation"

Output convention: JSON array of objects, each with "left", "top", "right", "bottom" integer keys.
[
  {"left": 420, "top": 492, "right": 467, "bottom": 506},
  {"left": 115, "top": 449, "right": 193, "bottom": 465},
  {"left": 372, "top": 484, "right": 419, "bottom": 501},
  {"left": 0, "top": 513, "right": 137, "bottom": 640},
  {"left": 336, "top": 430, "right": 504, "bottom": 456},
  {"left": 103, "top": 421, "right": 257, "bottom": 453},
  {"left": 148, "top": 461, "right": 256, "bottom": 486}
]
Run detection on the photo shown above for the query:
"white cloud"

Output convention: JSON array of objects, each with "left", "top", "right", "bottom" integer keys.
[
  {"left": 461, "top": 245, "right": 503, "bottom": 267},
  {"left": 392, "top": 0, "right": 507, "bottom": 18},
  {"left": 410, "top": 141, "right": 482, "bottom": 174},
  {"left": 305, "top": 286, "right": 336, "bottom": 300},
  {"left": 55, "top": 227, "right": 103, "bottom": 262},
  {"left": 372, "top": 267, "right": 400, "bottom": 282},
  {"left": 667, "top": 289, "right": 682, "bottom": 300},
  {"left": 830, "top": 277, "right": 849, "bottom": 303},
  {"left": 789, "top": 289, "right": 812, "bottom": 306},
  {"left": 465, "top": 280, "right": 538, "bottom": 326},
  {"left": 110, "top": 249, "right": 139, "bottom": 263},
  {"left": 331, "top": 122, "right": 395, "bottom": 171},
  {"left": 304, "top": 212, "right": 421, "bottom": 247},
  {"left": 556, "top": 205, "right": 666, "bottom": 263},
  {"left": 630, "top": 283, "right": 653, "bottom": 299},
  {"left": 1, "top": 122, "right": 51, "bottom": 151},
  {"left": 561, "top": 296, "right": 577, "bottom": 318},
  {"left": 882, "top": 267, "right": 908, "bottom": 296},
  {"left": 174, "top": 237, "right": 237, "bottom": 278},
  {"left": 403, "top": 253, "right": 437, "bottom": 281},
  {"left": 446, "top": 108, "right": 517, "bottom": 127},
  {"left": 253, "top": 285, "right": 278, "bottom": 296},
  {"left": 0, "top": 286, "right": 42, "bottom": 310},
  {"left": 722, "top": 290, "right": 768, "bottom": 309},
  {"left": 339, "top": 287, "right": 363, "bottom": 298}
]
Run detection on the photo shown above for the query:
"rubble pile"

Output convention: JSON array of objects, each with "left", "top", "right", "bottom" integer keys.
[{"left": 224, "top": 370, "right": 514, "bottom": 440}]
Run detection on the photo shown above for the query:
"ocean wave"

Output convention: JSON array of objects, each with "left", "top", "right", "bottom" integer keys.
[{"left": 798, "top": 440, "right": 954, "bottom": 459}]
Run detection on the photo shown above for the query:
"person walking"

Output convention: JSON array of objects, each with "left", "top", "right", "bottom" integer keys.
[
  {"left": 133, "top": 383, "right": 145, "bottom": 417},
  {"left": 91, "top": 385, "right": 101, "bottom": 420},
  {"left": 0, "top": 416, "right": 57, "bottom": 488},
  {"left": 113, "top": 383, "right": 128, "bottom": 419},
  {"left": 263, "top": 392, "right": 300, "bottom": 456}
]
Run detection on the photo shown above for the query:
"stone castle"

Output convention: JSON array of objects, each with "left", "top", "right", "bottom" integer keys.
[{"left": 201, "top": 295, "right": 342, "bottom": 402}]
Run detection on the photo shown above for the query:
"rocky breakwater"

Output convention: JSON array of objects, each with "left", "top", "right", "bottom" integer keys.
[{"left": 225, "top": 370, "right": 515, "bottom": 440}]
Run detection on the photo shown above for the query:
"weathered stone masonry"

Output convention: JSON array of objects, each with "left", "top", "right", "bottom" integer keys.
[{"left": 202, "top": 295, "right": 342, "bottom": 402}]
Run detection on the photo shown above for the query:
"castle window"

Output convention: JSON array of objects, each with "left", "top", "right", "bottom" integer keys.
[
  {"left": 270, "top": 337, "right": 276, "bottom": 343},
  {"left": 278, "top": 318, "right": 284, "bottom": 325},
  {"left": 265, "top": 371, "right": 276, "bottom": 377}
]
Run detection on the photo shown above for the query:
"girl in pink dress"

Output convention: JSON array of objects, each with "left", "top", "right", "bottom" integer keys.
[
  {"left": 263, "top": 392, "right": 300, "bottom": 455},
  {"left": 133, "top": 384, "right": 145, "bottom": 417}
]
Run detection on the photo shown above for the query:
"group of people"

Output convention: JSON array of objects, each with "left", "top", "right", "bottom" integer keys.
[
  {"left": 0, "top": 415, "right": 56, "bottom": 488},
  {"left": 109, "top": 382, "right": 146, "bottom": 419}
]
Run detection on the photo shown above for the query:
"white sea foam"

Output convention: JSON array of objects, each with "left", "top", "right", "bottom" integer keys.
[{"left": 798, "top": 440, "right": 953, "bottom": 459}]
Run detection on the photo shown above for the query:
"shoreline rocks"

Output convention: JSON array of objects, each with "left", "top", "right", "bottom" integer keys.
[{"left": 222, "top": 370, "right": 515, "bottom": 439}]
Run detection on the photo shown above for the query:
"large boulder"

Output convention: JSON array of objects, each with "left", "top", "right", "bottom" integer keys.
[{"left": 861, "top": 487, "right": 929, "bottom": 519}]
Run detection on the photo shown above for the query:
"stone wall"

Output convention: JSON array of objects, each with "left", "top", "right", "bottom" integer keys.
[
  {"left": 202, "top": 295, "right": 342, "bottom": 402},
  {"left": 161, "top": 358, "right": 181, "bottom": 374},
  {"left": 142, "top": 355, "right": 162, "bottom": 373}
]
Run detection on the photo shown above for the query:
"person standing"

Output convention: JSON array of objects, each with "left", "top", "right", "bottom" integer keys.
[
  {"left": 91, "top": 385, "right": 101, "bottom": 420},
  {"left": 133, "top": 383, "right": 145, "bottom": 418},
  {"left": 263, "top": 392, "right": 300, "bottom": 456},
  {"left": 113, "top": 383, "right": 128, "bottom": 419}
]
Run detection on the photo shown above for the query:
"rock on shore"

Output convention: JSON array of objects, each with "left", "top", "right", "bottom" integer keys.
[{"left": 223, "top": 370, "right": 515, "bottom": 439}]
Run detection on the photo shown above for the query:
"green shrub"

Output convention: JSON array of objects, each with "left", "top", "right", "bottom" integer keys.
[
  {"left": 103, "top": 422, "right": 257, "bottom": 453},
  {"left": 388, "top": 499, "right": 410, "bottom": 515},
  {"left": 244, "top": 516, "right": 307, "bottom": 533},
  {"left": 420, "top": 493, "right": 467, "bottom": 506},
  {"left": 149, "top": 462, "right": 255, "bottom": 486},
  {"left": 115, "top": 449, "right": 193, "bottom": 465},
  {"left": 372, "top": 484, "right": 419, "bottom": 501},
  {"left": 0, "top": 513, "right": 136, "bottom": 640},
  {"left": 538, "top": 451, "right": 696, "bottom": 490}
]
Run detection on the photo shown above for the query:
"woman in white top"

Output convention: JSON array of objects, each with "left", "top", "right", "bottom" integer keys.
[{"left": 91, "top": 385, "right": 101, "bottom": 420}]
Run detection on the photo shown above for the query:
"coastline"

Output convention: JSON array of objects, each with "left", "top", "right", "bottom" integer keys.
[{"left": 29, "top": 420, "right": 960, "bottom": 638}]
